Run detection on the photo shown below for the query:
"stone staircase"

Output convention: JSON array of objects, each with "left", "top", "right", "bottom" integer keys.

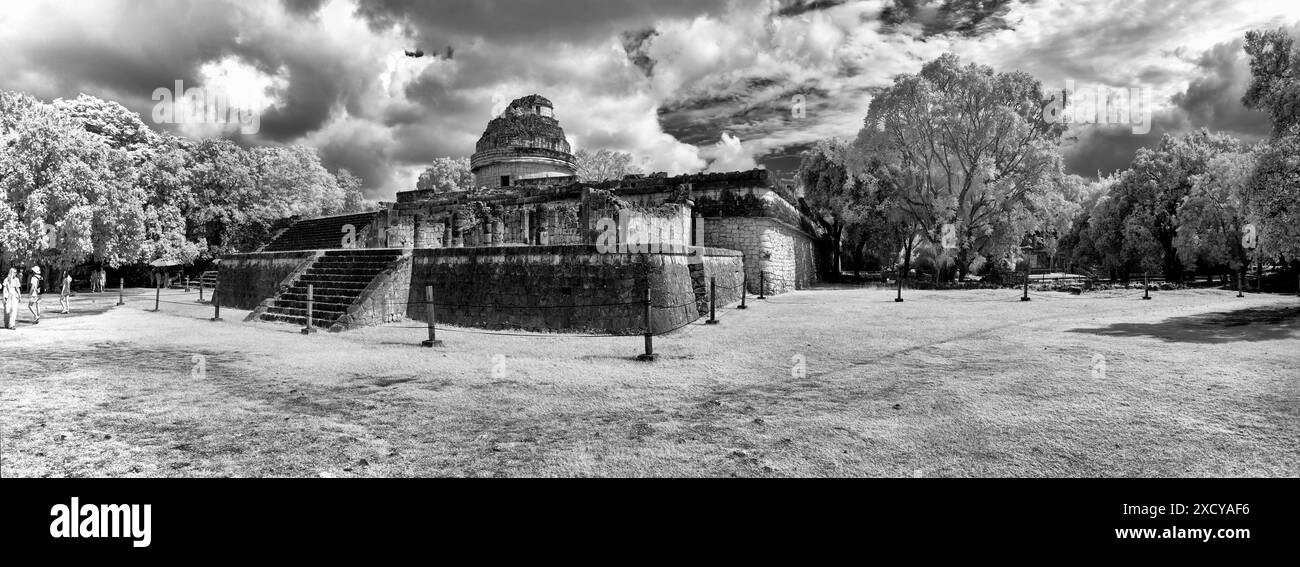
[
  {"left": 261, "top": 212, "right": 380, "bottom": 252},
  {"left": 258, "top": 249, "right": 403, "bottom": 329}
]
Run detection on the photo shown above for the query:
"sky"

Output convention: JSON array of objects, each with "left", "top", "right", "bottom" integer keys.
[{"left": 2, "top": 0, "right": 1297, "bottom": 200}]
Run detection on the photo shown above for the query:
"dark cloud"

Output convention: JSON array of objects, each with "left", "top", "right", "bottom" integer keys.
[
  {"left": 1172, "top": 39, "right": 1271, "bottom": 140},
  {"left": 351, "top": 0, "right": 729, "bottom": 45},
  {"left": 879, "top": 0, "right": 1022, "bottom": 38},
  {"left": 620, "top": 28, "right": 658, "bottom": 77},
  {"left": 280, "top": 0, "right": 328, "bottom": 16},
  {"left": 1064, "top": 37, "right": 1273, "bottom": 178},
  {"left": 776, "top": 0, "right": 847, "bottom": 18},
  {"left": 1062, "top": 113, "right": 1182, "bottom": 178}
]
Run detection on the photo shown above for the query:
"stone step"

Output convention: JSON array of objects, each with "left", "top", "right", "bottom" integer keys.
[
  {"left": 259, "top": 313, "right": 335, "bottom": 327},
  {"left": 322, "top": 248, "right": 401, "bottom": 256},
  {"left": 308, "top": 260, "right": 397, "bottom": 269},
  {"left": 297, "top": 273, "right": 379, "bottom": 283},
  {"left": 266, "top": 304, "right": 351, "bottom": 317},
  {"left": 291, "top": 279, "right": 369, "bottom": 291},
  {"left": 303, "top": 266, "right": 391, "bottom": 275},
  {"left": 279, "top": 291, "right": 364, "bottom": 304}
]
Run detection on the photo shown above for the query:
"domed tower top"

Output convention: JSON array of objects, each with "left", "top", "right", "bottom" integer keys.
[{"left": 471, "top": 94, "right": 577, "bottom": 188}]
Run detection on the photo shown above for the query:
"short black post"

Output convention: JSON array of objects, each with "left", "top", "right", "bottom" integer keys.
[
  {"left": 1021, "top": 264, "right": 1031, "bottom": 302},
  {"left": 706, "top": 277, "right": 719, "bottom": 324},
  {"left": 211, "top": 284, "right": 223, "bottom": 321},
  {"left": 116, "top": 278, "right": 125, "bottom": 306},
  {"left": 154, "top": 283, "right": 161, "bottom": 311},
  {"left": 421, "top": 285, "right": 442, "bottom": 347},
  {"left": 1142, "top": 272, "right": 1151, "bottom": 300},
  {"left": 637, "top": 285, "right": 656, "bottom": 361},
  {"left": 737, "top": 275, "right": 747, "bottom": 309},
  {"left": 895, "top": 269, "right": 904, "bottom": 302},
  {"left": 757, "top": 271, "right": 766, "bottom": 300},
  {"left": 1237, "top": 267, "right": 1244, "bottom": 298},
  {"left": 301, "top": 283, "right": 317, "bottom": 334}
]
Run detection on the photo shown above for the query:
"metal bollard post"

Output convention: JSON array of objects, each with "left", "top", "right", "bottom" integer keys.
[
  {"left": 895, "top": 269, "right": 904, "bottom": 303},
  {"left": 301, "top": 284, "right": 317, "bottom": 334},
  {"left": 706, "top": 277, "right": 719, "bottom": 325},
  {"left": 1142, "top": 272, "right": 1152, "bottom": 300},
  {"left": 421, "top": 285, "right": 443, "bottom": 347},
  {"left": 757, "top": 271, "right": 766, "bottom": 300},
  {"left": 737, "top": 275, "right": 747, "bottom": 309},
  {"left": 637, "top": 285, "right": 656, "bottom": 361},
  {"left": 154, "top": 283, "right": 161, "bottom": 311},
  {"left": 1021, "top": 265, "right": 1031, "bottom": 302},
  {"left": 116, "top": 278, "right": 125, "bottom": 306},
  {"left": 211, "top": 284, "right": 223, "bottom": 321}
]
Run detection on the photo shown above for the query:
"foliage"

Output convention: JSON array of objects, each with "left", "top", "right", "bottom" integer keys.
[
  {"left": 1, "top": 89, "right": 373, "bottom": 268},
  {"left": 853, "top": 53, "right": 1068, "bottom": 280},
  {"left": 575, "top": 149, "right": 643, "bottom": 182},
  {"left": 1244, "top": 130, "right": 1300, "bottom": 260},
  {"left": 1242, "top": 28, "right": 1300, "bottom": 136},
  {"left": 1173, "top": 151, "right": 1255, "bottom": 271},
  {"left": 417, "top": 157, "right": 473, "bottom": 193}
]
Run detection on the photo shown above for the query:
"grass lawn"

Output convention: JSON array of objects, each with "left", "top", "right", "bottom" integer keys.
[{"left": 1, "top": 285, "right": 1297, "bottom": 477}]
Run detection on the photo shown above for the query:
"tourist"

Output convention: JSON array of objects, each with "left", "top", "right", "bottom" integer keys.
[
  {"left": 59, "top": 272, "right": 72, "bottom": 314},
  {"left": 2, "top": 268, "right": 19, "bottom": 330},
  {"left": 100, "top": 269, "right": 107, "bottom": 293},
  {"left": 27, "top": 266, "right": 43, "bottom": 324}
]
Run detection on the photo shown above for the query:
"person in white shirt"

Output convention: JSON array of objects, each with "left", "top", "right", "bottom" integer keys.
[{"left": 1, "top": 267, "right": 20, "bottom": 329}]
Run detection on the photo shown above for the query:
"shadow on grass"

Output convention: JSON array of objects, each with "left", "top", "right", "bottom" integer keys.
[{"left": 1066, "top": 305, "right": 1300, "bottom": 343}]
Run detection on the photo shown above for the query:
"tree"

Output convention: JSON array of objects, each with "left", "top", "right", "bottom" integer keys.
[
  {"left": 797, "top": 138, "right": 873, "bottom": 276},
  {"left": 1173, "top": 151, "right": 1255, "bottom": 273},
  {"left": 416, "top": 157, "right": 473, "bottom": 193},
  {"left": 1108, "top": 130, "right": 1246, "bottom": 280},
  {"left": 1242, "top": 28, "right": 1300, "bottom": 136},
  {"left": 187, "top": 138, "right": 258, "bottom": 255},
  {"left": 1245, "top": 132, "right": 1300, "bottom": 262},
  {"left": 252, "top": 145, "right": 344, "bottom": 219},
  {"left": 575, "top": 148, "right": 643, "bottom": 182},
  {"left": 53, "top": 94, "right": 161, "bottom": 160},
  {"left": 0, "top": 93, "right": 147, "bottom": 269},
  {"left": 854, "top": 53, "right": 1068, "bottom": 280},
  {"left": 1241, "top": 27, "right": 1300, "bottom": 262},
  {"left": 335, "top": 169, "right": 376, "bottom": 213}
]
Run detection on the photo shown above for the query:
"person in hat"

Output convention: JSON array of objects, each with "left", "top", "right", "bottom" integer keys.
[
  {"left": 59, "top": 271, "right": 72, "bottom": 314},
  {"left": 2, "top": 267, "right": 20, "bottom": 329},
  {"left": 27, "top": 266, "right": 43, "bottom": 324}
]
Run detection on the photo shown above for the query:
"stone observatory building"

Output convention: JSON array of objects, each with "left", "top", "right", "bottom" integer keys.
[
  {"left": 221, "top": 94, "right": 830, "bottom": 334},
  {"left": 471, "top": 95, "right": 578, "bottom": 189}
]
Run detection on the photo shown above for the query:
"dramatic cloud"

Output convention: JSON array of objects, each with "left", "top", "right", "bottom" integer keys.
[{"left": 2, "top": 0, "right": 1297, "bottom": 200}]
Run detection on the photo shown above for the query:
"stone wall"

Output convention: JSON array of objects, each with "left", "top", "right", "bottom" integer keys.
[
  {"left": 405, "top": 245, "right": 739, "bottom": 334},
  {"left": 700, "top": 250, "right": 746, "bottom": 312},
  {"left": 703, "top": 216, "right": 819, "bottom": 295},
  {"left": 217, "top": 251, "right": 318, "bottom": 310}
]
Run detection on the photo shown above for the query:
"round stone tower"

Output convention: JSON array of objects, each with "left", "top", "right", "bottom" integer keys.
[{"left": 471, "top": 94, "right": 578, "bottom": 189}]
